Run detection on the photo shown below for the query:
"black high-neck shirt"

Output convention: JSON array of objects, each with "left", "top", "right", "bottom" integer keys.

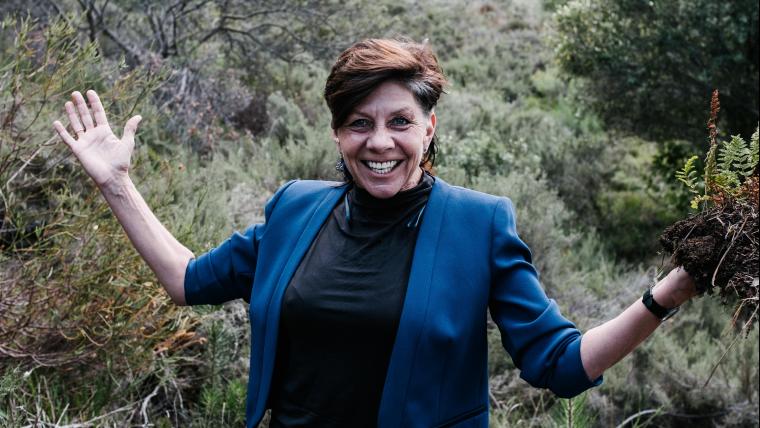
[{"left": 269, "top": 173, "right": 434, "bottom": 427}]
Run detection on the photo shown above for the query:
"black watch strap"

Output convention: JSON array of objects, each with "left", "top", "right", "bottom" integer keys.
[{"left": 642, "top": 288, "right": 679, "bottom": 321}]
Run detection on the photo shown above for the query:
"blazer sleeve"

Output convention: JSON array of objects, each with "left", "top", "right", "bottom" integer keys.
[
  {"left": 488, "top": 198, "right": 602, "bottom": 398},
  {"left": 183, "top": 180, "right": 296, "bottom": 306}
]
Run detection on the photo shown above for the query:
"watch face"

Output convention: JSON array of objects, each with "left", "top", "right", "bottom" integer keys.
[
  {"left": 642, "top": 288, "right": 674, "bottom": 320},
  {"left": 643, "top": 292, "right": 654, "bottom": 306}
]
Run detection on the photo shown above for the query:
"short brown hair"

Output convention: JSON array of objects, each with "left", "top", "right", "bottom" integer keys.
[{"left": 324, "top": 39, "right": 447, "bottom": 171}]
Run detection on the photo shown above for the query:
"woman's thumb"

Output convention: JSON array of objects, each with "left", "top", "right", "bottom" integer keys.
[{"left": 122, "top": 115, "right": 142, "bottom": 141}]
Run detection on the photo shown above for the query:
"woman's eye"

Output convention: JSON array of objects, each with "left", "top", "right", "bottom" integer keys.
[
  {"left": 390, "top": 117, "right": 410, "bottom": 126},
  {"left": 349, "top": 119, "right": 371, "bottom": 128}
]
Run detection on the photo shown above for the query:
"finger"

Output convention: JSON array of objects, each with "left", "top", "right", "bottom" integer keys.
[
  {"left": 53, "top": 120, "right": 76, "bottom": 147},
  {"left": 65, "top": 101, "right": 85, "bottom": 137},
  {"left": 72, "top": 91, "right": 95, "bottom": 130},
  {"left": 122, "top": 115, "right": 142, "bottom": 141},
  {"left": 86, "top": 90, "right": 109, "bottom": 127}
]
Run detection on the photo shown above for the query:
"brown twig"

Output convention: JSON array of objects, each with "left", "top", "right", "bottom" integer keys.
[{"left": 711, "top": 216, "right": 748, "bottom": 287}]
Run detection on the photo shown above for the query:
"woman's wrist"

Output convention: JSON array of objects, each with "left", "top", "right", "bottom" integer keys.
[
  {"left": 652, "top": 267, "right": 697, "bottom": 309},
  {"left": 98, "top": 172, "right": 133, "bottom": 197}
]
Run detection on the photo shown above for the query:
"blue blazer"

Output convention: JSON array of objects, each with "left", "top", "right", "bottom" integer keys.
[{"left": 184, "top": 178, "right": 600, "bottom": 428}]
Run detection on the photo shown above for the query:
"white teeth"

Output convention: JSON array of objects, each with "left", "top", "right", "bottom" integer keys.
[
  {"left": 365, "top": 160, "right": 399, "bottom": 174},
  {"left": 367, "top": 160, "right": 398, "bottom": 169}
]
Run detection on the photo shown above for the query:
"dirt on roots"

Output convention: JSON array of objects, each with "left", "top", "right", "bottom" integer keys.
[{"left": 660, "top": 179, "right": 759, "bottom": 330}]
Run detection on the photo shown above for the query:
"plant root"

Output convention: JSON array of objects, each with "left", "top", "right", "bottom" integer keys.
[{"left": 660, "top": 179, "right": 759, "bottom": 332}]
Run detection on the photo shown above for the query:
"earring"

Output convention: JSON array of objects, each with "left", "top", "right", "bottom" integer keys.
[{"left": 335, "top": 157, "right": 345, "bottom": 172}]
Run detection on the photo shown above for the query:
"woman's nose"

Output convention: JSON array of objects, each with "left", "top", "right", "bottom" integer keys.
[{"left": 366, "top": 126, "right": 394, "bottom": 151}]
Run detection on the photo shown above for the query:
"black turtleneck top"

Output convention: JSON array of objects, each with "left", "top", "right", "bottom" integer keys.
[{"left": 268, "top": 173, "right": 434, "bottom": 428}]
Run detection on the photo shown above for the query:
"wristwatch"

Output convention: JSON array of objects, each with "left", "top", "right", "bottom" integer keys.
[{"left": 642, "top": 288, "right": 679, "bottom": 321}]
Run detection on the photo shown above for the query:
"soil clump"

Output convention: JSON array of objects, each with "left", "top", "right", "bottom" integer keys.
[{"left": 660, "top": 178, "right": 759, "bottom": 329}]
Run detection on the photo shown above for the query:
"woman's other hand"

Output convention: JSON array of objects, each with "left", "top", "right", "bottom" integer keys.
[
  {"left": 652, "top": 267, "right": 698, "bottom": 309},
  {"left": 580, "top": 266, "right": 697, "bottom": 380},
  {"left": 53, "top": 90, "right": 141, "bottom": 188}
]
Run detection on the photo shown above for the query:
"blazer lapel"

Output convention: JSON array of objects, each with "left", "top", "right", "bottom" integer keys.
[
  {"left": 377, "top": 178, "right": 451, "bottom": 427},
  {"left": 250, "top": 183, "right": 347, "bottom": 419}
]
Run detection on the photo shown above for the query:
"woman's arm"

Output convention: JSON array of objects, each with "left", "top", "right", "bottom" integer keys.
[
  {"left": 97, "top": 176, "right": 194, "bottom": 305},
  {"left": 579, "top": 267, "right": 697, "bottom": 380},
  {"left": 53, "top": 90, "right": 193, "bottom": 305}
]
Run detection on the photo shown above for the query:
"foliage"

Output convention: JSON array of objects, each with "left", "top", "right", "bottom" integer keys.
[
  {"left": 714, "top": 132, "right": 759, "bottom": 195},
  {"left": 675, "top": 92, "right": 759, "bottom": 210},
  {"left": 0, "top": 15, "right": 254, "bottom": 426},
  {"left": 601, "top": 298, "right": 759, "bottom": 427},
  {"left": 662, "top": 92, "right": 758, "bottom": 338},
  {"left": 550, "top": 393, "right": 595, "bottom": 428},
  {"left": 552, "top": 0, "right": 759, "bottom": 144},
  {"left": 675, "top": 155, "right": 700, "bottom": 198},
  {"left": 1, "top": 1, "right": 758, "bottom": 427}
]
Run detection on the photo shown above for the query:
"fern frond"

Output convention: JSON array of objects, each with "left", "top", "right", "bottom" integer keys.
[
  {"left": 714, "top": 172, "right": 739, "bottom": 192},
  {"left": 690, "top": 195, "right": 710, "bottom": 210},
  {"left": 716, "top": 136, "right": 742, "bottom": 191},
  {"left": 718, "top": 135, "right": 743, "bottom": 172},
  {"left": 716, "top": 134, "right": 757, "bottom": 191},
  {"left": 676, "top": 155, "right": 700, "bottom": 194}
]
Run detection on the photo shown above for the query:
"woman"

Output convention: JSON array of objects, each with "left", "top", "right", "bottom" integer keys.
[{"left": 53, "top": 39, "right": 696, "bottom": 428}]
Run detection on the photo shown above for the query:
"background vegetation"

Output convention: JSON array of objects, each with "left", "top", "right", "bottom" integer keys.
[{"left": 1, "top": 0, "right": 757, "bottom": 426}]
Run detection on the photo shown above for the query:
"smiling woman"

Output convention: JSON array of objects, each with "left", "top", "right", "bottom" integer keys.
[
  {"left": 333, "top": 80, "right": 436, "bottom": 199},
  {"left": 324, "top": 39, "right": 445, "bottom": 185},
  {"left": 54, "top": 38, "right": 698, "bottom": 428}
]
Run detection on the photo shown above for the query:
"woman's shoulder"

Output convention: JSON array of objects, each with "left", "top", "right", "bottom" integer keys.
[
  {"left": 265, "top": 179, "right": 347, "bottom": 213},
  {"left": 435, "top": 178, "right": 509, "bottom": 210},
  {"left": 277, "top": 179, "right": 346, "bottom": 198}
]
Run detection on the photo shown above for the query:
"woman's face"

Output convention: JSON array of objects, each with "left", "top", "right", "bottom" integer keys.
[{"left": 333, "top": 80, "right": 436, "bottom": 199}]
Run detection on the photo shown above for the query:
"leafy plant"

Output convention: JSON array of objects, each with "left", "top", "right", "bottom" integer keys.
[
  {"left": 674, "top": 91, "right": 758, "bottom": 210},
  {"left": 553, "top": 0, "right": 759, "bottom": 144},
  {"left": 714, "top": 133, "right": 759, "bottom": 193},
  {"left": 661, "top": 90, "right": 758, "bottom": 332},
  {"left": 0, "top": 15, "right": 245, "bottom": 426},
  {"left": 550, "top": 393, "right": 594, "bottom": 428},
  {"left": 675, "top": 155, "right": 700, "bottom": 195}
]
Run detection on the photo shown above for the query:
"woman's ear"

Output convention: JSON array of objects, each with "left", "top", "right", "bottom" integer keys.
[
  {"left": 425, "top": 111, "right": 437, "bottom": 146},
  {"left": 331, "top": 128, "right": 340, "bottom": 149}
]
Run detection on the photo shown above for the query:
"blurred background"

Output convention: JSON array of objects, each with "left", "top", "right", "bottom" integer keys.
[{"left": 0, "top": 0, "right": 757, "bottom": 426}]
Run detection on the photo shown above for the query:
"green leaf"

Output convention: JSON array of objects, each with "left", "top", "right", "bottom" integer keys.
[{"left": 676, "top": 155, "right": 700, "bottom": 193}]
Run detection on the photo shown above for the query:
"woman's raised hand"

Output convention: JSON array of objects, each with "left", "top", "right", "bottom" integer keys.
[
  {"left": 53, "top": 90, "right": 142, "bottom": 188},
  {"left": 53, "top": 90, "right": 192, "bottom": 304}
]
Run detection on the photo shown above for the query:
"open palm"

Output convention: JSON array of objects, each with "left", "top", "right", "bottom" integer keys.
[{"left": 53, "top": 90, "right": 141, "bottom": 187}]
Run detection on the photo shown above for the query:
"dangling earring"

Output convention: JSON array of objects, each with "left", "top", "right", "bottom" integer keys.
[
  {"left": 335, "top": 157, "right": 345, "bottom": 172},
  {"left": 335, "top": 152, "right": 346, "bottom": 173}
]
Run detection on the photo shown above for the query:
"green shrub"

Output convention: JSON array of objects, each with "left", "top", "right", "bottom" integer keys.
[
  {"left": 0, "top": 16, "right": 261, "bottom": 426},
  {"left": 552, "top": 0, "right": 759, "bottom": 143},
  {"left": 600, "top": 298, "right": 759, "bottom": 426}
]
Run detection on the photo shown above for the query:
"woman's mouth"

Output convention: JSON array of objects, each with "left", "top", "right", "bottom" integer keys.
[{"left": 363, "top": 160, "right": 400, "bottom": 175}]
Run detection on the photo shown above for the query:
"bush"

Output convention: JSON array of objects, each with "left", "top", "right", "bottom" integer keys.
[
  {"left": 552, "top": 0, "right": 759, "bottom": 144},
  {"left": 0, "top": 16, "right": 259, "bottom": 426}
]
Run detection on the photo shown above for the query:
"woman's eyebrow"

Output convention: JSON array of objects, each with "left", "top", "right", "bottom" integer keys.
[
  {"left": 352, "top": 107, "right": 416, "bottom": 118},
  {"left": 390, "top": 107, "right": 415, "bottom": 117}
]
